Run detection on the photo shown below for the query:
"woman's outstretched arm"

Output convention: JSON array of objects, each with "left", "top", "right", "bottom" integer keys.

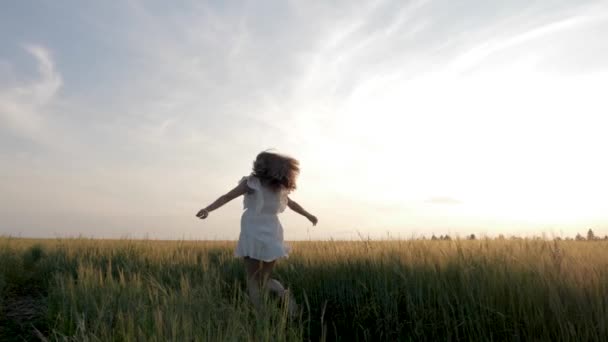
[
  {"left": 196, "top": 181, "right": 249, "bottom": 219},
  {"left": 287, "top": 197, "right": 318, "bottom": 226}
]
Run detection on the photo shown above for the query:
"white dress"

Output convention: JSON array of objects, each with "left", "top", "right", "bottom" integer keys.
[{"left": 234, "top": 175, "right": 291, "bottom": 262}]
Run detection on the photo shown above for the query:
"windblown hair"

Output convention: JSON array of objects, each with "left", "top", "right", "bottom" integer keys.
[{"left": 252, "top": 151, "right": 300, "bottom": 192}]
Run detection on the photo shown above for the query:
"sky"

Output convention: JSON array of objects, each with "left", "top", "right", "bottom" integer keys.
[{"left": 1, "top": 0, "right": 607, "bottom": 240}]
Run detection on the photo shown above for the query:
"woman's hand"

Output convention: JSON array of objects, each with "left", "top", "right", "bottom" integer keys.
[
  {"left": 196, "top": 182, "right": 249, "bottom": 221},
  {"left": 287, "top": 197, "right": 317, "bottom": 226},
  {"left": 196, "top": 208, "right": 209, "bottom": 219},
  {"left": 307, "top": 214, "right": 318, "bottom": 226}
]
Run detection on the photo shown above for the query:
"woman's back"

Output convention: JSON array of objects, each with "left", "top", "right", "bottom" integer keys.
[{"left": 242, "top": 175, "right": 288, "bottom": 215}]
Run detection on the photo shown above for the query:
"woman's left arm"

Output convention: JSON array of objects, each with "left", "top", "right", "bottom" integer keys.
[{"left": 196, "top": 181, "right": 249, "bottom": 219}]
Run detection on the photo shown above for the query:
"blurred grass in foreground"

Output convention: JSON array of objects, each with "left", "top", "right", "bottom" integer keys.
[{"left": 1, "top": 237, "right": 607, "bottom": 341}]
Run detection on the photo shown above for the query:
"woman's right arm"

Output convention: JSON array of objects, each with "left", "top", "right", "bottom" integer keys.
[
  {"left": 287, "top": 197, "right": 318, "bottom": 226},
  {"left": 196, "top": 181, "right": 249, "bottom": 219}
]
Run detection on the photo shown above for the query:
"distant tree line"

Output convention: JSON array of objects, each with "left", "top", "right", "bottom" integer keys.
[
  {"left": 429, "top": 234, "right": 454, "bottom": 241},
  {"left": 420, "top": 229, "right": 607, "bottom": 241}
]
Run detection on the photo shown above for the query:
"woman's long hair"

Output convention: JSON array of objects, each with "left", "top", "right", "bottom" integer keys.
[{"left": 252, "top": 151, "right": 300, "bottom": 192}]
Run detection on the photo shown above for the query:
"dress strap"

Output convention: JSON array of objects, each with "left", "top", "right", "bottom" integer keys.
[
  {"left": 277, "top": 189, "right": 288, "bottom": 213},
  {"left": 240, "top": 175, "right": 264, "bottom": 214}
]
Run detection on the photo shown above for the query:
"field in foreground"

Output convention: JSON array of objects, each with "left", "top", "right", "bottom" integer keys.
[{"left": 0, "top": 238, "right": 607, "bottom": 341}]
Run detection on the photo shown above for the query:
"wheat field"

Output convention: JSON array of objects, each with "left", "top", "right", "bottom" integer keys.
[{"left": 1, "top": 237, "right": 607, "bottom": 341}]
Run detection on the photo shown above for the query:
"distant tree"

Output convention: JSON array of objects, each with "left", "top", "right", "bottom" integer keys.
[
  {"left": 497, "top": 234, "right": 505, "bottom": 240},
  {"left": 604, "top": 235, "right": 608, "bottom": 240},
  {"left": 565, "top": 237, "right": 573, "bottom": 241},
  {"left": 431, "top": 234, "right": 438, "bottom": 240},
  {"left": 554, "top": 237, "right": 562, "bottom": 241},
  {"left": 468, "top": 234, "right": 476, "bottom": 240},
  {"left": 575, "top": 233, "right": 585, "bottom": 241},
  {"left": 587, "top": 229, "right": 596, "bottom": 241},
  {"left": 442, "top": 235, "right": 452, "bottom": 241}
]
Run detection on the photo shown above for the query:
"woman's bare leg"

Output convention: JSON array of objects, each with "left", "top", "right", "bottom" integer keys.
[
  {"left": 243, "top": 257, "right": 298, "bottom": 315},
  {"left": 244, "top": 257, "right": 271, "bottom": 310},
  {"left": 258, "top": 259, "right": 298, "bottom": 316},
  {"left": 268, "top": 278, "right": 298, "bottom": 316}
]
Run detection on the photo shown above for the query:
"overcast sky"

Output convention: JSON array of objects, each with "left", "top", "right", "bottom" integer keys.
[{"left": 1, "top": 0, "right": 607, "bottom": 240}]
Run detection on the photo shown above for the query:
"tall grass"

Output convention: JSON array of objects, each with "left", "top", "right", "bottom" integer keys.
[{"left": 1, "top": 237, "right": 607, "bottom": 341}]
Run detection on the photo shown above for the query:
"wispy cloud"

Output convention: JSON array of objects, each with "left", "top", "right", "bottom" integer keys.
[
  {"left": 450, "top": 11, "right": 608, "bottom": 73},
  {"left": 0, "top": 44, "right": 62, "bottom": 147}
]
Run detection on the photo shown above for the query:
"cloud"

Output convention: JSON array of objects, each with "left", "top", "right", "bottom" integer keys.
[
  {"left": 449, "top": 11, "right": 608, "bottom": 73},
  {"left": 0, "top": 44, "right": 62, "bottom": 146}
]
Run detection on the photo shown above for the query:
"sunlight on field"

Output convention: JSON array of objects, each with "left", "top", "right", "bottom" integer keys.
[{"left": 1, "top": 237, "right": 607, "bottom": 341}]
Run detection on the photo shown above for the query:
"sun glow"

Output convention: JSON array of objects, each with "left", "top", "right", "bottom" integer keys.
[{"left": 298, "top": 63, "right": 608, "bottom": 229}]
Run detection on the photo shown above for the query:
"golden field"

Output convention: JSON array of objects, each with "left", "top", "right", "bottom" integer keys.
[{"left": 1, "top": 237, "right": 607, "bottom": 341}]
